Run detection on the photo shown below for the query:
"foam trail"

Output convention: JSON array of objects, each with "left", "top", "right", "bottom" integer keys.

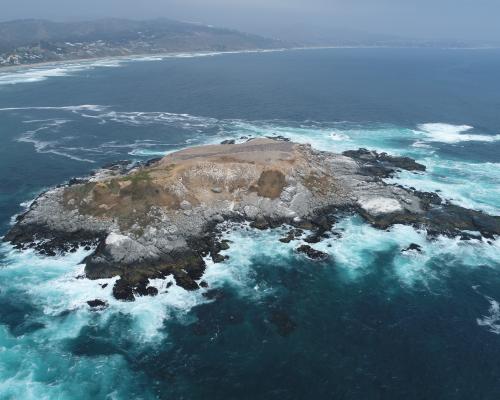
[{"left": 15, "top": 119, "right": 96, "bottom": 163}]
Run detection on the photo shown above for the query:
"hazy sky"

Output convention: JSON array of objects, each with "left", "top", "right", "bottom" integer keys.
[{"left": 2, "top": 0, "right": 500, "bottom": 43}]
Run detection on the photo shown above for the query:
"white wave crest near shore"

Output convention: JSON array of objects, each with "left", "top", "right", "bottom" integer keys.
[
  {"left": 0, "top": 49, "right": 288, "bottom": 86},
  {"left": 417, "top": 123, "right": 500, "bottom": 143}
]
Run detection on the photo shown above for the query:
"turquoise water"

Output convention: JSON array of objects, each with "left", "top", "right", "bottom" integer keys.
[{"left": 0, "top": 48, "right": 499, "bottom": 399}]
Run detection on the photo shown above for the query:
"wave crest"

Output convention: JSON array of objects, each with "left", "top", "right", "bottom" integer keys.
[{"left": 418, "top": 122, "right": 500, "bottom": 143}]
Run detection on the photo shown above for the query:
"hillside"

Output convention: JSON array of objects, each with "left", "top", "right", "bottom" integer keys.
[{"left": 0, "top": 18, "right": 286, "bottom": 66}]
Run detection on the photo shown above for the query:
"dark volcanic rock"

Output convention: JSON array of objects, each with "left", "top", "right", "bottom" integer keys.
[
  {"left": 87, "top": 299, "right": 108, "bottom": 309},
  {"left": 265, "top": 135, "right": 290, "bottom": 142},
  {"left": 84, "top": 243, "right": 206, "bottom": 295},
  {"left": 112, "top": 279, "right": 135, "bottom": 302},
  {"left": 291, "top": 219, "right": 315, "bottom": 230},
  {"left": 250, "top": 215, "right": 270, "bottom": 230},
  {"left": 143, "top": 157, "right": 162, "bottom": 167},
  {"left": 212, "top": 253, "right": 228, "bottom": 263},
  {"left": 358, "top": 201, "right": 500, "bottom": 238},
  {"left": 343, "top": 148, "right": 426, "bottom": 178},
  {"left": 296, "top": 245, "right": 329, "bottom": 261},
  {"left": 303, "top": 233, "right": 322, "bottom": 244},
  {"left": 425, "top": 205, "right": 500, "bottom": 237},
  {"left": 68, "top": 177, "right": 89, "bottom": 186},
  {"left": 412, "top": 190, "right": 443, "bottom": 209},
  {"left": 101, "top": 160, "right": 132, "bottom": 170},
  {"left": 220, "top": 139, "right": 236, "bottom": 145},
  {"left": 4, "top": 222, "right": 103, "bottom": 256},
  {"left": 402, "top": 243, "right": 423, "bottom": 253},
  {"left": 279, "top": 232, "right": 295, "bottom": 243},
  {"left": 202, "top": 288, "right": 225, "bottom": 301},
  {"left": 173, "top": 272, "right": 199, "bottom": 291},
  {"left": 134, "top": 280, "right": 159, "bottom": 297}
]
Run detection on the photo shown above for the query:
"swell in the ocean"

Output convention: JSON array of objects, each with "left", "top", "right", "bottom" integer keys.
[{"left": 1, "top": 48, "right": 500, "bottom": 399}]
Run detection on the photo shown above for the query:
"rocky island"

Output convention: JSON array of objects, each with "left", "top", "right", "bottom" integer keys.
[{"left": 5, "top": 138, "right": 499, "bottom": 301}]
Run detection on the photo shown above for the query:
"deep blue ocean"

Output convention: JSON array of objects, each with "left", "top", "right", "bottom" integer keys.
[{"left": 0, "top": 48, "right": 499, "bottom": 399}]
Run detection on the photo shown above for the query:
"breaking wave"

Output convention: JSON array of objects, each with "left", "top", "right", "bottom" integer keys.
[
  {"left": 386, "top": 157, "right": 500, "bottom": 215},
  {"left": 0, "top": 49, "right": 288, "bottom": 87},
  {"left": 417, "top": 123, "right": 500, "bottom": 143},
  {"left": 0, "top": 60, "right": 122, "bottom": 86}
]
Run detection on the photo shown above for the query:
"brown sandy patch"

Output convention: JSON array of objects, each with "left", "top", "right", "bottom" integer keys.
[{"left": 256, "top": 170, "right": 286, "bottom": 198}]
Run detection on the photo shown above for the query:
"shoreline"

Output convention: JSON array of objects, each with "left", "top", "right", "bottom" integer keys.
[
  {"left": 3, "top": 45, "right": 499, "bottom": 75},
  {"left": 0, "top": 47, "right": 292, "bottom": 74}
]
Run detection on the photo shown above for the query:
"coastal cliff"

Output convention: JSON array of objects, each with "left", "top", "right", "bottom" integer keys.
[{"left": 5, "top": 138, "right": 499, "bottom": 301}]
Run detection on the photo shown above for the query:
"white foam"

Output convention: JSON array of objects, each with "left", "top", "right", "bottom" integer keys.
[
  {"left": 474, "top": 287, "right": 500, "bottom": 335},
  {"left": 477, "top": 299, "right": 500, "bottom": 334},
  {"left": 329, "top": 131, "right": 350, "bottom": 141},
  {"left": 313, "top": 216, "right": 500, "bottom": 286},
  {"left": 418, "top": 123, "right": 500, "bottom": 143},
  {"left": 199, "top": 222, "right": 295, "bottom": 299},
  {"left": 0, "top": 60, "right": 122, "bottom": 86},
  {"left": 0, "top": 243, "right": 206, "bottom": 342},
  {"left": 388, "top": 157, "right": 500, "bottom": 215},
  {"left": 0, "top": 225, "right": 294, "bottom": 343}
]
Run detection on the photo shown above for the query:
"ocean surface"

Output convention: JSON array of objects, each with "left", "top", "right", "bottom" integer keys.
[{"left": 0, "top": 48, "right": 499, "bottom": 399}]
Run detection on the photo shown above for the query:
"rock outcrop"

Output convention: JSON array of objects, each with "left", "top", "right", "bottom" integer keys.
[{"left": 5, "top": 139, "right": 499, "bottom": 300}]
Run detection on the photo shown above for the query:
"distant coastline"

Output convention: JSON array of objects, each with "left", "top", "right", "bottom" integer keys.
[
  {"left": 0, "top": 47, "right": 299, "bottom": 76},
  {"left": 0, "top": 18, "right": 288, "bottom": 69},
  {"left": 2, "top": 18, "right": 499, "bottom": 72},
  {"left": 3, "top": 45, "right": 500, "bottom": 75}
]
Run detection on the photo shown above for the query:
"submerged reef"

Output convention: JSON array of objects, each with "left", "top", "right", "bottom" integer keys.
[{"left": 5, "top": 139, "right": 499, "bottom": 301}]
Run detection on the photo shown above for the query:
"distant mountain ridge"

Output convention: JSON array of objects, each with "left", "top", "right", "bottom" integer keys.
[{"left": 0, "top": 18, "right": 287, "bottom": 67}]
